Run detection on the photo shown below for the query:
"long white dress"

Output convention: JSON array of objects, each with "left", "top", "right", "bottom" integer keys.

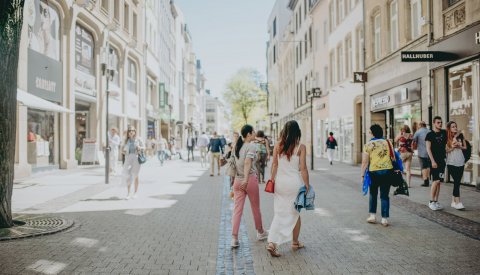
[{"left": 268, "top": 145, "right": 303, "bottom": 245}]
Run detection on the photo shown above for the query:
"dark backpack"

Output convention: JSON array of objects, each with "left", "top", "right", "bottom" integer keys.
[{"left": 463, "top": 140, "right": 472, "bottom": 163}]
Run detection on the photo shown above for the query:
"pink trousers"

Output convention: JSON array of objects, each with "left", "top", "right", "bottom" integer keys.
[{"left": 232, "top": 174, "right": 263, "bottom": 236}]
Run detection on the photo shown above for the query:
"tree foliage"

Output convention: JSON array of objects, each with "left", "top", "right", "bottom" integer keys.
[
  {"left": 0, "top": 0, "right": 25, "bottom": 228},
  {"left": 223, "top": 69, "right": 267, "bottom": 131}
]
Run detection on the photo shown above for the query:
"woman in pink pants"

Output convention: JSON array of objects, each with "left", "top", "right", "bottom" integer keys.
[{"left": 231, "top": 124, "right": 268, "bottom": 248}]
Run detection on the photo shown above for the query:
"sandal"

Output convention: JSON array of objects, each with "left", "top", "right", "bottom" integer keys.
[
  {"left": 266, "top": 243, "right": 281, "bottom": 257},
  {"left": 291, "top": 241, "right": 305, "bottom": 251}
]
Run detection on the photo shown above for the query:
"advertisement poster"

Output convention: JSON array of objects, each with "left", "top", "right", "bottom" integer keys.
[
  {"left": 26, "top": 0, "right": 60, "bottom": 61},
  {"left": 75, "top": 24, "right": 96, "bottom": 97}
]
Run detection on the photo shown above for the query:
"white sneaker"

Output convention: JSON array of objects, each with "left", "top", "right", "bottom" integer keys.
[
  {"left": 256, "top": 230, "right": 269, "bottom": 241},
  {"left": 429, "top": 202, "right": 438, "bottom": 210},
  {"left": 454, "top": 202, "right": 465, "bottom": 210},
  {"left": 451, "top": 202, "right": 456, "bottom": 208},
  {"left": 132, "top": 193, "right": 138, "bottom": 199},
  {"left": 126, "top": 194, "right": 131, "bottom": 200},
  {"left": 231, "top": 239, "right": 239, "bottom": 248},
  {"left": 435, "top": 202, "right": 444, "bottom": 210},
  {"left": 381, "top": 218, "right": 389, "bottom": 227},
  {"left": 366, "top": 214, "right": 376, "bottom": 224}
]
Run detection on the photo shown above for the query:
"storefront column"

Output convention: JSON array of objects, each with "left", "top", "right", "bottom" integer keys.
[{"left": 14, "top": 105, "right": 32, "bottom": 179}]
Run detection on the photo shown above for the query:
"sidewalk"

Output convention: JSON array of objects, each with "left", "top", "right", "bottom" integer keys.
[{"left": 313, "top": 157, "right": 480, "bottom": 223}]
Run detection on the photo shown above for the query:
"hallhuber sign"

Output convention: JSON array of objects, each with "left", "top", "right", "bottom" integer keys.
[{"left": 401, "top": 51, "right": 458, "bottom": 62}]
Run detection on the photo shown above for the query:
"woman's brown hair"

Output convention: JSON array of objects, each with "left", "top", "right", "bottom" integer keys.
[
  {"left": 278, "top": 120, "right": 301, "bottom": 161},
  {"left": 446, "top": 121, "right": 457, "bottom": 149}
]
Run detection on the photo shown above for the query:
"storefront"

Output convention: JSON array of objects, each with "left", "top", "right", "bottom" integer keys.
[
  {"left": 430, "top": 24, "right": 480, "bottom": 186},
  {"left": 24, "top": 0, "right": 63, "bottom": 170},
  {"left": 370, "top": 80, "right": 422, "bottom": 141}
]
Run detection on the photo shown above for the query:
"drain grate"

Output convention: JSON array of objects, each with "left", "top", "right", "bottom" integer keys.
[{"left": 0, "top": 214, "right": 74, "bottom": 241}]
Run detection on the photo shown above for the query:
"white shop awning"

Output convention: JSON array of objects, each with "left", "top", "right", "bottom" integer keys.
[{"left": 17, "top": 89, "right": 72, "bottom": 113}]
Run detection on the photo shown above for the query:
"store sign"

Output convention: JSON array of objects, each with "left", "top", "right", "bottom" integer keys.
[
  {"left": 25, "top": 0, "right": 63, "bottom": 103},
  {"left": 370, "top": 80, "right": 421, "bottom": 112},
  {"left": 401, "top": 51, "right": 458, "bottom": 62},
  {"left": 353, "top": 72, "right": 367, "bottom": 83},
  {"left": 75, "top": 24, "right": 96, "bottom": 97}
]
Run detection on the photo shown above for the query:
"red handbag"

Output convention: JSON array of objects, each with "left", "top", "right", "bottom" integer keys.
[{"left": 265, "top": 179, "right": 275, "bottom": 193}]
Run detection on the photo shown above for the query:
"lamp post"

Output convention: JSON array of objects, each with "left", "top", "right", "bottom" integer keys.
[
  {"left": 308, "top": 88, "right": 322, "bottom": 171},
  {"left": 101, "top": 24, "right": 118, "bottom": 184}
]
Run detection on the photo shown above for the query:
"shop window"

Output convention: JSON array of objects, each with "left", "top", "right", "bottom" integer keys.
[
  {"left": 27, "top": 109, "right": 56, "bottom": 167},
  {"left": 392, "top": 103, "right": 422, "bottom": 139}
]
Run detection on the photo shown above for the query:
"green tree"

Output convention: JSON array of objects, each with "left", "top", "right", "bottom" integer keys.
[
  {"left": 0, "top": 0, "right": 25, "bottom": 228},
  {"left": 223, "top": 69, "right": 267, "bottom": 130}
]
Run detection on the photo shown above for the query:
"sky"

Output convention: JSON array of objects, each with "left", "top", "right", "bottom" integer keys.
[{"left": 175, "top": 0, "right": 275, "bottom": 99}]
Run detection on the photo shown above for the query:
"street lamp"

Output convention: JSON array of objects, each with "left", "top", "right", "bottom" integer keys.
[
  {"left": 307, "top": 87, "right": 322, "bottom": 171},
  {"left": 101, "top": 24, "right": 118, "bottom": 184}
]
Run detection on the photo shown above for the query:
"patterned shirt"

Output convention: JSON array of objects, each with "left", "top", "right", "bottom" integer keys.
[
  {"left": 363, "top": 139, "right": 393, "bottom": 172},
  {"left": 235, "top": 143, "right": 258, "bottom": 180}
]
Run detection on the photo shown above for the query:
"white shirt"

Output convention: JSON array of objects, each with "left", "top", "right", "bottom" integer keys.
[{"left": 197, "top": 134, "right": 210, "bottom": 148}]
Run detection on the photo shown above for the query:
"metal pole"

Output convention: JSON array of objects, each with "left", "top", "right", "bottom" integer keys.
[
  {"left": 105, "top": 76, "right": 110, "bottom": 184},
  {"left": 310, "top": 97, "right": 314, "bottom": 171}
]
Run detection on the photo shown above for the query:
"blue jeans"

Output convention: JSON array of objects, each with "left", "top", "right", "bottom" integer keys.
[
  {"left": 157, "top": 150, "right": 166, "bottom": 165},
  {"left": 369, "top": 171, "right": 392, "bottom": 218}
]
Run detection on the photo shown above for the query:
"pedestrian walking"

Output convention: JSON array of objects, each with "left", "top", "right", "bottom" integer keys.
[
  {"left": 446, "top": 121, "right": 466, "bottom": 210},
  {"left": 186, "top": 135, "right": 196, "bottom": 162},
  {"left": 208, "top": 132, "right": 224, "bottom": 176},
  {"left": 145, "top": 136, "right": 153, "bottom": 157},
  {"left": 156, "top": 136, "right": 168, "bottom": 166},
  {"left": 254, "top": 130, "right": 270, "bottom": 184},
  {"left": 325, "top": 132, "right": 337, "bottom": 165},
  {"left": 360, "top": 124, "right": 393, "bottom": 227},
  {"left": 108, "top": 127, "right": 121, "bottom": 175},
  {"left": 267, "top": 120, "right": 310, "bottom": 257},
  {"left": 426, "top": 116, "right": 447, "bottom": 211},
  {"left": 231, "top": 124, "right": 268, "bottom": 248},
  {"left": 395, "top": 125, "right": 414, "bottom": 187},
  {"left": 197, "top": 132, "right": 210, "bottom": 167},
  {"left": 122, "top": 126, "right": 145, "bottom": 200},
  {"left": 413, "top": 121, "right": 431, "bottom": 187}
]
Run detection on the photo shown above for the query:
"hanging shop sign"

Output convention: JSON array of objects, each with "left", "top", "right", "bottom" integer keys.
[
  {"left": 353, "top": 72, "right": 367, "bottom": 83},
  {"left": 26, "top": 0, "right": 63, "bottom": 103},
  {"left": 401, "top": 51, "right": 458, "bottom": 62}
]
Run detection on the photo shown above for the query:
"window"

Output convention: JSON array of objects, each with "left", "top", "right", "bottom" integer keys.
[
  {"left": 374, "top": 14, "right": 381, "bottom": 62},
  {"left": 273, "top": 45, "right": 276, "bottom": 64},
  {"left": 296, "top": 45, "right": 299, "bottom": 67},
  {"left": 356, "top": 25, "right": 364, "bottom": 70},
  {"left": 390, "top": 0, "right": 399, "bottom": 51},
  {"left": 304, "top": 33, "right": 308, "bottom": 57},
  {"left": 410, "top": 0, "right": 421, "bottom": 39},
  {"left": 304, "top": 0, "right": 307, "bottom": 19},
  {"left": 350, "top": 0, "right": 355, "bottom": 11},
  {"left": 127, "top": 58, "right": 137, "bottom": 93},
  {"left": 299, "top": 6, "right": 302, "bottom": 26},
  {"left": 447, "top": 0, "right": 460, "bottom": 7},
  {"left": 346, "top": 0, "right": 350, "bottom": 14},
  {"left": 273, "top": 17, "right": 277, "bottom": 37},
  {"left": 133, "top": 12, "right": 138, "bottom": 39},
  {"left": 329, "top": 3, "right": 335, "bottom": 32},
  {"left": 324, "top": 66, "right": 328, "bottom": 89},
  {"left": 315, "top": 29, "right": 319, "bottom": 51},
  {"left": 337, "top": 44, "right": 343, "bottom": 81},
  {"left": 296, "top": 13, "right": 298, "bottom": 32},
  {"left": 114, "top": 1, "right": 120, "bottom": 22},
  {"left": 299, "top": 42, "right": 302, "bottom": 63},
  {"left": 345, "top": 36, "right": 352, "bottom": 79},
  {"left": 338, "top": 0, "right": 345, "bottom": 23},
  {"left": 309, "top": 26, "right": 313, "bottom": 50},
  {"left": 300, "top": 81, "right": 303, "bottom": 105},
  {"left": 329, "top": 51, "right": 335, "bottom": 85},
  {"left": 124, "top": 3, "right": 129, "bottom": 32},
  {"left": 323, "top": 20, "right": 328, "bottom": 44},
  {"left": 101, "top": 0, "right": 108, "bottom": 13}
]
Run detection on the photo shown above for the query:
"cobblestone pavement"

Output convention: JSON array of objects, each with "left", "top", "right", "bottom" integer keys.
[{"left": 0, "top": 155, "right": 479, "bottom": 274}]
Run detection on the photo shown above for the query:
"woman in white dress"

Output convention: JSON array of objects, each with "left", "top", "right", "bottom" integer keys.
[{"left": 267, "top": 120, "right": 310, "bottom": 257}]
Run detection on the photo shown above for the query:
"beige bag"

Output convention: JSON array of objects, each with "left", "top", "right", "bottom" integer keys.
[{"left": 226, "top": 156, "right": 237, "bottom": 177}]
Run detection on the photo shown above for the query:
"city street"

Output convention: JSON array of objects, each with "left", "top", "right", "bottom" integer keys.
[{"left": 1, "top": 154, "right": 479, "bottom": 274}]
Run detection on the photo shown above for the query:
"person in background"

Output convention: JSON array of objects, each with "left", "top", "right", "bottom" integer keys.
[
  {"left": 413, "top": 121, "right": 431, "bottom": 187},
  {"left": 426, "top": 116, "right": 447, "bottom": 211},
  {"left": 186, "top": 134, "right": 196, "bottom": 162},
  {"left": 446, "top": 121, "right": 466, "bottom": 210},
  {"left": 208, "top": 132, "right": 224, "bottom": 176},
  {"left": 395, "top": 125, "right": 414, "bottom": 188},
  {"left": 145, "top": 136, "right": 153, "bottom": 157},
  {"left": 325, "top": 132, "right": 338, "bottom": 165},
  {"left": 197, "top": 132, "right": 210, "bottom": 168},
  {"left": 156, "top": 136, "right": 168, "bottom": 166},
  {"left": 254, "top": 130, "right": 270, "bottom": 184},
  {"left": 109, "top": 127, "right": 121, "bottom": 175},
  {"left": 361, "top": 124, "right": 393, "bottom": 227},
  {"left": 122, "top": 126, "right": 145, "bottom": 200}
]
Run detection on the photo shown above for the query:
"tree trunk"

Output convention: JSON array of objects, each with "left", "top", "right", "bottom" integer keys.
[{"left": 0, "top": 0, "right": 25, "bottom": 228}]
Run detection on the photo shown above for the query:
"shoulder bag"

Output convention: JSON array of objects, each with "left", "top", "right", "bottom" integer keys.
[{"left": 386, "top": 140, "right": 403, "bottom": 187}]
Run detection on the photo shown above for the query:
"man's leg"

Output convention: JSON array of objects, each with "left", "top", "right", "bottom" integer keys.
[{"left": 210, "top": 153, "right": 214, "bottom": 176}]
